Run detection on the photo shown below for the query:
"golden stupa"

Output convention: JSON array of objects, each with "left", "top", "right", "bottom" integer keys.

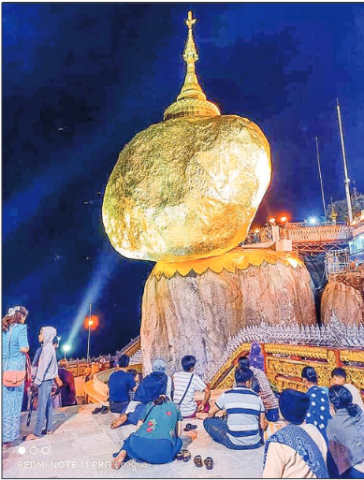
[{"left": 103, "top": 12, "right": 271, "bottom": 262}]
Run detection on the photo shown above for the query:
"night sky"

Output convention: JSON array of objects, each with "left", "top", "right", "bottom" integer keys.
[{"left": 3, "top": 3, "right": 364, "bottom": 359}]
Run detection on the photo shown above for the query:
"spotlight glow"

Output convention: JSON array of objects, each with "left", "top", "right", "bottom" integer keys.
[
  {"left": 309, "top": 217, "right": 317, "bottom": 225},
  {"left": 62, "top": 344, "right": 71, "bottom": 353},
  {"left": 66, "top": 249, "right": 118, "bottom": 349}
]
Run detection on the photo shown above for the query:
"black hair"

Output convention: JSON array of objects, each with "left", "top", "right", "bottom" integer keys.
[
  {"left": 182, "top": 355, "right": 196, "bottom": 372},
  {"left": 235, "top": 367, "right": 254, "bottom": 385},
  {"left": 128, "top": 368, "right": 138, "bottom": 377},
  {"left": 53, "top": 336, "right": 59, "bottom": 345},
  {"left": 301, "top": 366, "right": 318, "bottom": 384},
  {"left": 251, "top": 378, "right": 261, "bottom": 394},
  {"left": 238, "top": 356, "right": 250, "bottom": 369},
  {"left": 279, "top": 389, "right": 310, "bottom": 425},
  {"left": 118, "top": 354, "right": 130, "bottom": 368},
  {"left": 329, "top": 385, "right": 361, "bottom": 417},
  {"left": 331, "top": 367, "right": 347, "bottom": 380}
]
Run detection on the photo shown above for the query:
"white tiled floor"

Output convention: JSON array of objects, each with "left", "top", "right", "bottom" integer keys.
[{"left": 3, "top": 404, "right": 264, "bottom": 478}]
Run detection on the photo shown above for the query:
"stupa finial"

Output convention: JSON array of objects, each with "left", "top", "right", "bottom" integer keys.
[
  {"left": 163, "top": 11, "right": 220, "bottom": 120},
  {"left": 177, "top": 11, "right": 206, "bottom": 102},
  {"left": 186, "top": 10, "right": 196, "bottom": 29}
]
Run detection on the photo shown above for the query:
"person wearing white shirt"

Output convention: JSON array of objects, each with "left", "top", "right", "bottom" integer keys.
[{"left": 172, "top": 355, "right": 210, "bottom": 418}]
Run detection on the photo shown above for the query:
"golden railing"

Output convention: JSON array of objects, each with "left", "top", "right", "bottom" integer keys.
[
  {"left": 209, "top": 343, "right": 364, "bottom": 400},
  {"left": 83, "top": 337, "right": 142, "bottom": 404},
  {"left": 119, "top": 336, "right": 141, "bottom": 358}
]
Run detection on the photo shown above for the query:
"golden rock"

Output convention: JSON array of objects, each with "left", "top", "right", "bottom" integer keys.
[{"left": 102, "top": 12, "right": 271, "bottom": 262}]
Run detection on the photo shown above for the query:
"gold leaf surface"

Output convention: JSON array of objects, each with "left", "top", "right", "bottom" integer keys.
[{"left": 102, "top": 115, "right": 271, "bottom": 262}]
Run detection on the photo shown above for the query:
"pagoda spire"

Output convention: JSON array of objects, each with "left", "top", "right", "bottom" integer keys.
[
  {"left": 163, "top": 11, "right": 220, "bottom": 121},
  {"left": 177, "top": 11, "right": 206, "bottom": 102}
]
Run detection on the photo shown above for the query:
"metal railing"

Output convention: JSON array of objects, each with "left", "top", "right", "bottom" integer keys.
[
  {"left": 244, "top": 224, "right": 354, "bottom": 246},
  {"left": 281, "top": 224, "right": 353, "bottom": 243},
  {"left": 324, "top": 248, "right": 364, "bottom": 276}
]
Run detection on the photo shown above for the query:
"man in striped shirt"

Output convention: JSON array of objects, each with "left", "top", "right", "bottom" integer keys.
[
  {"left": 203, "top": 367, "right": 268, "bottom": 449},
  {"left": 172, "top": 355, "right": 210, "bottom": 418},
  {"left": 239, "top": 356, "right": 279, "bottom": 421}
]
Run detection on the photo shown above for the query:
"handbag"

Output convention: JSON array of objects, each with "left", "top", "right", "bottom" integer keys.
[{"left": 3, "top": 325, "right": 26, "bottom": 387}]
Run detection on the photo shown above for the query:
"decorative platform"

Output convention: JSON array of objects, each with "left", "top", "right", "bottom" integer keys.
[{"left": 210, "top": 342, "right": 364, "bottom": 395}]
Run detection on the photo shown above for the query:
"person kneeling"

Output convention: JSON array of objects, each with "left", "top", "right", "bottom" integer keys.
[
  {"left": 203, "top": 367, "right": 267, "bottom": 450},
  {"left": 111, "top": 395, "right": 182, "bottom": 469}
]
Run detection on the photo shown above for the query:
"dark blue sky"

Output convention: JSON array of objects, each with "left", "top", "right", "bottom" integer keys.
[{"left": 3, "top": 3, "right": 364, "bottom": 358}]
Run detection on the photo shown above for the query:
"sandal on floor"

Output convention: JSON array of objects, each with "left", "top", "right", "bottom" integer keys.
[
  {"left": 92, "top": 407, "right": 102, "bottom": 414},
  {"left": 176, "top": 451, "right": 184, "bottom": 461},
  {"left": 194, "top": 455, "right": 203, "bottom": 467},
  {"left": 183, "top": 450, "right": 191, "bottom": 462},
  {"left": 110, "top": 414, "right": 127, "bottom": 429},
  {"left": 204, "top": 457, "right": 214, "bottom": 470},
  {"left": 184, "top": 423, "right": 197, "bottom": 431},
  {"left": 100, "top": 406, "right": 109, "bottom": 414}
]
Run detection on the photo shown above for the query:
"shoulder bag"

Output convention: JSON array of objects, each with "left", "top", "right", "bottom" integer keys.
[{"left": 3, "top": 325, "right": 26, "bottom": 387}]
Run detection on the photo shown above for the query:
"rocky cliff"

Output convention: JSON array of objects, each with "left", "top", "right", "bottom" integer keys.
[
  {"left": 321, "top": 271, "right": 364, "bottom": 326},
  {"left": 141, "top": 250, "right": 316, "bottom": 377}
]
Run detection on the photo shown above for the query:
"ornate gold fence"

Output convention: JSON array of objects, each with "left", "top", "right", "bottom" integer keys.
[{"left": 210, "top": 343, "right": 364, "bottom": 400}]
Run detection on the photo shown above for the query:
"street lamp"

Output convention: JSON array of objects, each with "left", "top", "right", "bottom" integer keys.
[
  {"left": 62, "top": 344, "right": 71, "bottom": 360},
  {"left": 86, "top": 303, "right": 92, "bottom": 363}
]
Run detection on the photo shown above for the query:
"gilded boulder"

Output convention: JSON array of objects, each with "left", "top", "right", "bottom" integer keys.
[{"left": 102, "top": 115, "right": 270, "bottom": 262}]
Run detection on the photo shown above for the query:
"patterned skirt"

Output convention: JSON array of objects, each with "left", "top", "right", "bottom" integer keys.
[{"left": 2, "top": 356, "right": 25, "bottom": 443}]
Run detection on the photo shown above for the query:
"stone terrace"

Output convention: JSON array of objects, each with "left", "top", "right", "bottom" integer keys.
[{"left": 3, "top": 404, "right": 264, "bottom": 479}]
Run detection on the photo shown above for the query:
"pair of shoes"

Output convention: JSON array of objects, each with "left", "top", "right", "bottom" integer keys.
[
  {"left": 194, "top": 455, "right": 214, "bottom": 470},
  {"left": 92, "top": 405, "right": 109, "bottom": 415},
  {"left": 184, "top": 423, "right": 197, "bottom": 432},
  {"left": 176, "top": 449, "right": 191, "bottom": 462}
]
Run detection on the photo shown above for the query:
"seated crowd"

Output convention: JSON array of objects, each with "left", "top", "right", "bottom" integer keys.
[{"left": 106, "top": 353, "right": 364, "bottom": 478}]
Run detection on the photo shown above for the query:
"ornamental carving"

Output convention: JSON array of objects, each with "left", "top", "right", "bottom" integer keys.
[{"left": 210, "top": 341, "right": 364, "bottom": 400}]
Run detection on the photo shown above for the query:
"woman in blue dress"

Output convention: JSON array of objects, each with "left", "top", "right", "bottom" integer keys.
[
  {"left": 2, "top": 306, "right": 29, "bottom": 449},
  {"left": 111, "top": 395, "right": 183, "bottom": 469}
]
